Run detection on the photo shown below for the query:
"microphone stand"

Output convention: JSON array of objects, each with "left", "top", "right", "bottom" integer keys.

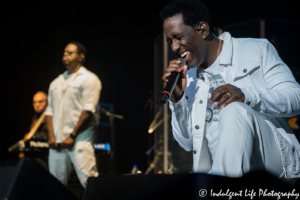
[
  {"left": 99, "top": 107, "right": 123, "bottom": 159},
  {"left": 99, "top": 107, "right": 124, "bottom": 173}
]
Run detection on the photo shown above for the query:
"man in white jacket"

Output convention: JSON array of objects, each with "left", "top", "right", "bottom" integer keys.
[{"left": 160, "top": 0, "right": 300, "bottom": 179}]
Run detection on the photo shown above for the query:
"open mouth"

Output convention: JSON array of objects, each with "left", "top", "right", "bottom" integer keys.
[{"left": 181, "top": 51, "right": 190, "bottom": 61}]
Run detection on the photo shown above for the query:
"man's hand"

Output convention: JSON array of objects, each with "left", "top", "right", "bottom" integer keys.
[
  {"left": 162, "top": 59, "right": 188, "bottom": 102},
  {"left": 61, "top": 137, "right": 75, "bottom": 149},
  {"left": 48, "top": 136, "right": 58, "bottom": 149},
  {"left": 210, "top": 84, "right": 245, "bottom": 109}
]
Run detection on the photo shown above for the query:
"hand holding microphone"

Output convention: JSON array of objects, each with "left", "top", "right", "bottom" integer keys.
[{"left": 161, "top": 58, "right": 188, "bottom": 104}]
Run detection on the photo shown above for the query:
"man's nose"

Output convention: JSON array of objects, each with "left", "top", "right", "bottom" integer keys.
[{"left": 171, "top": 40, "right": 180, "bottom": 53}]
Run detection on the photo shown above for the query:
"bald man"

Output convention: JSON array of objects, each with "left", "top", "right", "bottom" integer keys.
[
  {"left": 19, "top": 91, "right": 49, "bottom": 168},
  {"left": 30, "top": 91, "right": 48, "bottom": 140},
  {"left": 33, "top": 91, "right": 48, "bottom": 114}
]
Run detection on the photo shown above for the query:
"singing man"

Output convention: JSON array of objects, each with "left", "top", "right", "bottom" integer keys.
[{"left": 160, "top": 0, "right": 300, "bottom": 180}]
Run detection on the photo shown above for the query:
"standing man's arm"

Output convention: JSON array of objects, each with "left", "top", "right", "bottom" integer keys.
[
  {"left": 62, "top": 75, "right": 101, "bottom": 148},
  {"left": 61, "top": 110, "right": 92, "bottom": 148},
  {"left": 45, "top": 87, "right": 58, "bottom": 149},
  {"left": 47, "top": 115, "right": 58, "bottom": 148}
]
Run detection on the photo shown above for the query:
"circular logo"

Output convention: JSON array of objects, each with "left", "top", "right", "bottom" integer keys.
[
  {"left": 205, "top": 108, "right": 213, "bottom": 122},
  {"left": 199, "top": 189, "right": 207, "bottom": 197}
]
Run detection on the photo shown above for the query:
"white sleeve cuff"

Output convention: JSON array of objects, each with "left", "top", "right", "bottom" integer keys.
[
  {"left": 169, "top": 93, "right": 188, "bottom": 112},
  {"left": 241, "top": 86, "right": 257, "bottom": 107},
  {"left": 82, "top": 103, "right": 96, "bottom": 113}
]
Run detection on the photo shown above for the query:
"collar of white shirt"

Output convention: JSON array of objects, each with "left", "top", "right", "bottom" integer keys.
[
  {"left": 62, "top": 66, "right": 86, "bottom": 78},
  {"left": 218, "top": 32, "right": 233, "bottom": 66}
]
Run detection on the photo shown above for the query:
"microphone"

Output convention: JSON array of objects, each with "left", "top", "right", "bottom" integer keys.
[{"left": 161, "top": 58, "right": 186, "bottom": 104}]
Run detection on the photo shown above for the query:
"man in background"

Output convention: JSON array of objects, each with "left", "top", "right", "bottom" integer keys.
[
  {"left": 31, "top": 91, "right": 48, "bottom": 140},
  {"left": 19, "top": 91, "right": 49, "bottom": 169},
  {"left": 46, "top": 41, "right": 101, "bottom": 189}
]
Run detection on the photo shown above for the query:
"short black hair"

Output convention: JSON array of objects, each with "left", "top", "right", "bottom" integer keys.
[
  {"left": 159, "top": 0, "right": 213, "bottom": 32},
  {"left": 68, "top": 41, "right": 87, "bottom": 63}
]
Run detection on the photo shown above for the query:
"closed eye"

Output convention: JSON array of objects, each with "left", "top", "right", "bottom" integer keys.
[{"left": 174, "top": 32, "right": 184, "bottom": 40}]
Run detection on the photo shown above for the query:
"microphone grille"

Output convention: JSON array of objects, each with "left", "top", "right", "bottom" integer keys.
[{"left": 177, "top": 58, "right": 186, "bottom": 67}]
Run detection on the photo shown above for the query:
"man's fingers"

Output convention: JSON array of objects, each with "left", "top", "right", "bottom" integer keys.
[
  {"left": 211, "top": 84, "right": 230, "bottom": 103},
  {"left": 61, "top": 143, "right": 68, "bottom": 149},
  {"left": 211, "top": 90, "right": 226, "bottom": 103},
  {"left": 182, "top": 65, "right": 188, "bottom": 74},
  {"left": 162, "top": 72, "right": 171, "bottom": 82},
  {"left": 162, "top": 65, "right": 184, "bottom": 82},
  {"left": 223, "top": 95, "right": 238, "bottom": 107},
  {"left": 49, "top": 143, "right": 58, "bottom": 149},
  {"left": 216, "top": 93, "right": 231, "bottom": 109},
  {"left": 166, "top": 64, "right": 183, "bottom": 73}
]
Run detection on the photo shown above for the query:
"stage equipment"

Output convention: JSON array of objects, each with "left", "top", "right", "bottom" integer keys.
[
  {"left": 86, "top": 170, "right": 299, "bottom": 200},
  {"left": 148, "top": 108, "right": 162, "bottom": 134},
  {"left": 95, "top": 102, "right": 123, "bottom": 174},
  {"left": 8, "top": 110, "right": 48, "bottom": 154},
  {"left": 0, "top": 157, "right": 80, "bottom": 200}
]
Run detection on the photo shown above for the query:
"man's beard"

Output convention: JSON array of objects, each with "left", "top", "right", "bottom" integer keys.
[
  {"left": 35, "top": 110, "right": 44, "bottom": 116},
  {"left": 62, "top": 60, "right": 69, "bottom": 67}
]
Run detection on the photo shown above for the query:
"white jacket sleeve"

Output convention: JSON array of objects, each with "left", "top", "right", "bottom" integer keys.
[
  {"left": 81, "top": 74, "right": 101, "bottom": 113},
  {"left": 241, "top": 41, "right": 300, "bottom": 117},
  {"left": 169, "top": 94, "right": 193, "bottom": 151}
]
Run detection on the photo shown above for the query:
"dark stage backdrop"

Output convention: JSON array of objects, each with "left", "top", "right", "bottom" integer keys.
[{"left": 2, "top": 1, "right": 300, "bottom": 174}]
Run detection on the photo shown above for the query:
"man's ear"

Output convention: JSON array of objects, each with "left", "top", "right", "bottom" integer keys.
[
  {"left": 196, "top": 22, "right": 209, "bottom": 39},
  {"left": 80, "top": 53, "right": 85, "bottom": 62}
]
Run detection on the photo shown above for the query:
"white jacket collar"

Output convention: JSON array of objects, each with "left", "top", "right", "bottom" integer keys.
[
  {"left": 63, "top": 66, "right": 86, "bottom": 76},
  {"left": 218, "top": 32, "right": 233, "bottom": 66}
]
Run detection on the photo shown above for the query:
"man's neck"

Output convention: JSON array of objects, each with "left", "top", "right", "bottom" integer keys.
[
  {"left": 67, "top": 63, "right": 82, "bottom": 74},
  {"left": 203, "top": 37, "right": 222, "bottom": 69},
  {"left": 34, "top": 111, "right": 43, "bottom": 118}
]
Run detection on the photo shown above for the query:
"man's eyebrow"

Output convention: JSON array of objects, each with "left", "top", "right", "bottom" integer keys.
[
  {"left": 174, "top": 32, "right": 183, "bottom": 37},
  {"left": 166, "top": 32, "right": 184, "bottom": 42}
]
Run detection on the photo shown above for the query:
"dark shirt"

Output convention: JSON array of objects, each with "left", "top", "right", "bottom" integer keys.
[{"left": 30, "top": 113, "right": 48, "bottom": 141}]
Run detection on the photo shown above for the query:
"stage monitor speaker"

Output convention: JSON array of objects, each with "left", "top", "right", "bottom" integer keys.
[
  {"left": 0, "top": 157, "right": 80, "bottom": 200},
  {"left": 86, "top": 170, "right": 298, "bottom": 200}
]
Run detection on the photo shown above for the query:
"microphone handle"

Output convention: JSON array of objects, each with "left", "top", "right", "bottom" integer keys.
[{"left": 161, "top": 58, "right": 186, "bottom": 104}]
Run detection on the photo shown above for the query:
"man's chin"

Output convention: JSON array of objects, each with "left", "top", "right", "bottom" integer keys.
[
  {"left": 187, "top": 62, "right": 198, "bottom": 69},
  {"left": 35, "top": 111, "right": 43, "bottom": 115},
  {"left": 187, "top": 59, "right": 201, "bottom": 69},
  {"left": 62, "top": 61, "right": 69, "bottom": 67}
]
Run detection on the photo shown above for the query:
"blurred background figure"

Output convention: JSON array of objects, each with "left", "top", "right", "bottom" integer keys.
[
  {"left": 46, "top": 41, "right": 101, "bottom": 190},
  {"left": 31, "top": 91, "right": 48, "bottom": 140},
  {"left": 18, "top": 91, "right": 49, "bottom": 169}
]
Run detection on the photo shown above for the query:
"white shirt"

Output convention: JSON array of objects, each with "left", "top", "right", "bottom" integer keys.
[
  {"left": 201, "top": 55, "right": 225, "bottom": 159},
  {"left": 169, "top": 32, "right": 300, "bottom": 176},
  {"left": 45, "top": 66, "right": 101, "bottom": 143}
]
